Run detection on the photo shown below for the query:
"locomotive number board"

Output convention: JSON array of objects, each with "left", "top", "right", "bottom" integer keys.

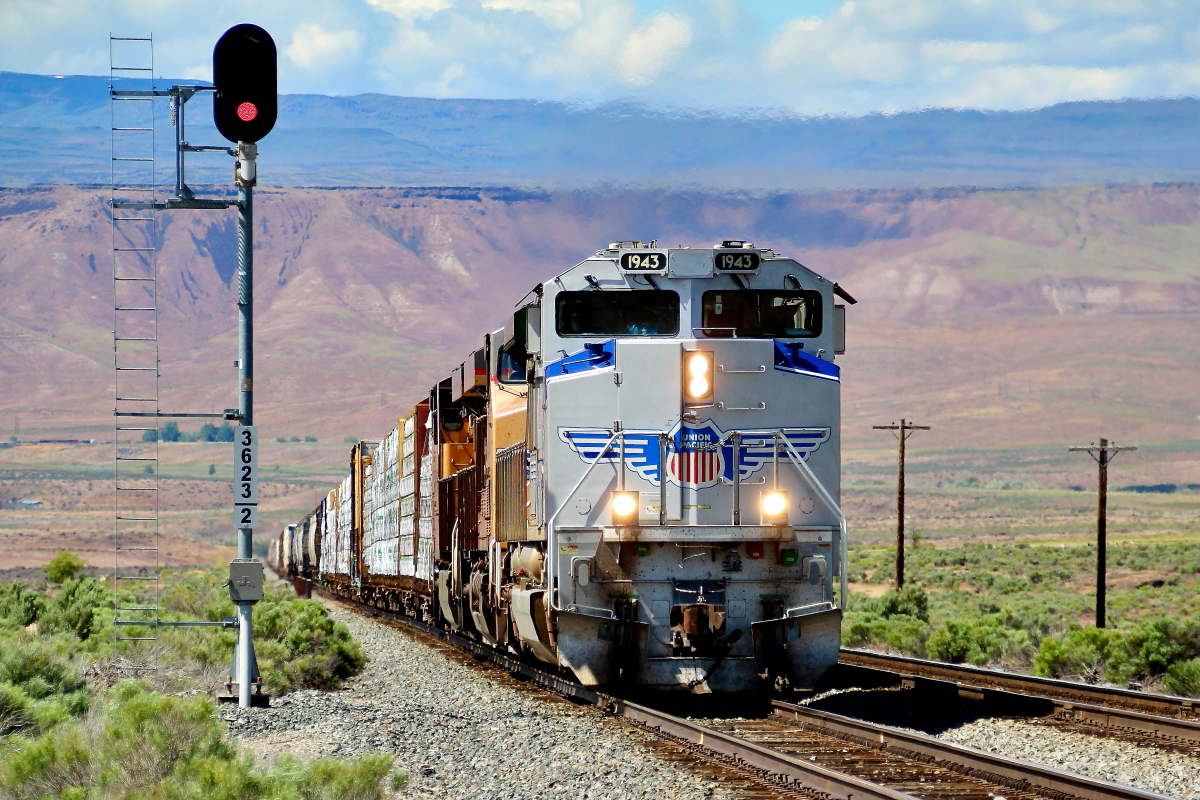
[
  {"left": 619, "top": 252, "right": 668, "bottom": 273},
  {"left": 714, "top": 251, "right": 760, "bottom": 271}
]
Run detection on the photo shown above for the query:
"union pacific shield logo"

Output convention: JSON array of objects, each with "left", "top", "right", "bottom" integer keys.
[
  {"left": 669, "top": 420, "right": 724, "bottom": 487},
  {"left": 558, "top": 419, "right": 828, "bottom": 488}
]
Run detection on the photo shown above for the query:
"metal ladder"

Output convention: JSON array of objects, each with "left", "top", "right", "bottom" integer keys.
[{"left": 110, "top": 35, "right": 160, "bottom": 670}]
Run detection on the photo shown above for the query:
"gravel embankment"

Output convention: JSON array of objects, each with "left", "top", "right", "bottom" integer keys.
[
  {"left": 222, "top": 602, "right": 732, "bottom": 800},
  {"left": 939, "top": 719, "right": 1198, "bottom": 800}
]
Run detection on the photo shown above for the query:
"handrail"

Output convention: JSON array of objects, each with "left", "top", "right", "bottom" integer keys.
[
  {"left": 545, "top": 430, "right": 620, "bottom": 610},
  {"left": 781, "top": 438, "right": 849, "bottom": 608}
]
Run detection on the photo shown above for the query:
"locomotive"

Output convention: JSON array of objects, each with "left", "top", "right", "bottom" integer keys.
[{"left": 271, "top": 240, "right": 854, "bottom": 693}]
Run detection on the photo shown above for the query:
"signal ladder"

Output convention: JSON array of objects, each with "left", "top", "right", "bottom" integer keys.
[{"left": 109, "top": 35, "right": 162, "bottom": 670}]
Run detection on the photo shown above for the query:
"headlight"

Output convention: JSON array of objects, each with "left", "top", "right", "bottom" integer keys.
[
  {"left": 761, "top": 491, "right": 788, "bottom": 522},
  {"left": 612, "top": 491, "right": 639, "bottom": 524},
  {"left": 682, "top": 351, "right": 714, "bottom": 406}
]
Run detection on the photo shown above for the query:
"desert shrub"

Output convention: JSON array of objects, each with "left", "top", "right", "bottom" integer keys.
[
  {"left": 1033, "top": 621, "right": 1200, "bottom": 685},
  {"left": 253, "top": 597, "right": 364, "bottom": 694},
  {"left": 0, "top": 636, "right": 89, "bottom": 735},
  {"left": 1032, "top": 627, "right": 1119, "bottom": 679},
  {"left": 46, "top": 551, "right": 86, "bottom": 584},
  {"left": 1164, "top": 659, "right": 1200, "bottom": 698},
  {"left": 40, "top": 578, "right": 108, "bottom": 640},
  {"left": 1106, "top": 619, "right": 1200, "bottom": 684},
  {"left": 0, "top": 684, "right": 397, "bottom": 800},
  {"left": 875, "top": 586, "right": 929, "bottom": 622},
  {"left": 842, "top": 612, "right": 929, "bottom": 656},
  {"left": 0, "top": 583, "right": 42, "bottom": 628},
  {"left": 0, "top": 684, "right": 32, "bottom": 737},
  {"left": 926, "top": 617, "right": 1032, "bottom": 666},
  {"left": 0, "top": 637, "right": 87, "bottom": 702}
]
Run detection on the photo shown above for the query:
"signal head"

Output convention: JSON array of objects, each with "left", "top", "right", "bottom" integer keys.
[{"left": 213, "top": 24, "right": 277, "bottom": 143}]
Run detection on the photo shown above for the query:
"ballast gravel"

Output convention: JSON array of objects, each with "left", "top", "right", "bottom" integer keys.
[
  {"left": 938, "top": 718, "right": 1199, "bottom": 800},
  {"left": 221, "top": 603, "right": 732, "bottom": 800}
]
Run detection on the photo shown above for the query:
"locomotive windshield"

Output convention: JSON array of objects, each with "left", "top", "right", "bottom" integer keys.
[
  {"left": 497, "top": 348, "right": 526, "bottom": 383},
  {"left": 555, "top": 290, "right": 680, "bottom": 336},
  {"left": 701, "top": 290, "right": 822, "bottom": 338}
]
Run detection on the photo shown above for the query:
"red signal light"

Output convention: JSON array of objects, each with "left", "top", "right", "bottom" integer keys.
[{"left": 237, "top": 102, "right": 258, "bottom": 122}]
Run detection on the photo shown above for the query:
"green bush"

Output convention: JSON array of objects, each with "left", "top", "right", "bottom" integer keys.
[
  {"left": 1032, "top": 627, "right": 1119, "bottom": 679},
  {"left": 0, "top": 583, "right": 42, "bottom": 628},
  {"left": 40, "top": 578, "right": 108, "bottom": 640},
  {"left": 252, "top": 597, "right": 364, "bottom": 694},
  {"left": 875, "top": 586, "right": 929, "bottom": 622},
  {"left": 0, "top": 684, "right": 398, "bottom": 800},
  {"left": 1107, "top": 619, "right": 1200, "bottom": 684},
  {"left": 0, "top": 683, "right": 32, "bottom": 736},
  {"left": 46, "top": 551, "right": 85, "bottom": 584},
  {"left": 1164, "top": 659, "right": 1200, "bottom": 698},
  {"left": 843, "top": 612, "right": 929, "bottom": 656},
  {"left": 0, "top": 635, "right": 90, "bottom": 735},
  {"left": 926, "top": 616, "right": 1032, "bottom": 666},
  {"left": 1032, "top": 621, "right": 1200, "bottom": 685}
]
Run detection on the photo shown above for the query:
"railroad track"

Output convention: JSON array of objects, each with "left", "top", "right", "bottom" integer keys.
[
  {"left": 835, "top": 649, "right": 1200, "bottom": 753},
  {"left": 309, "top": 585, "right": 1174, "bottom": 800}
]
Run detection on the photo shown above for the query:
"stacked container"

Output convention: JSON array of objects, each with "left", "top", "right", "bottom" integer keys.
[
  {"left": 398, "top": 414, "right": 419, "bottom": 577},
  {"left": 363, "top": 427, "right": 401, "bottom": 577},
  {"left": 417, "top": 424, "right": 435, "bottom": 580}
]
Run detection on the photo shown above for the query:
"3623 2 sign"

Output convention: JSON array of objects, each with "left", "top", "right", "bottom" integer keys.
[{"left": 234, "top": 425, "right": 258, "bottom": 528}]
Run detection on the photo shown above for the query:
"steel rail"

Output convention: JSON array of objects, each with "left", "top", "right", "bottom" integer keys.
[
  {"left": 309, "top": 582, "right": 1173, "bottom": 800},
  {"left": 771, "top": 700, "right": 1174, "bottom": 800},
  {"left": 616, "top": 700, "right": 919, "bottom": 800},
  {"left": 838, "top": 649, "right": 1200, "bottom": 740}
]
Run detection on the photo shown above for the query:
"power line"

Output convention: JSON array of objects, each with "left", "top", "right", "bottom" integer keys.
[{"left": 872, "top": 419, "right": 930, "bottom": 591}]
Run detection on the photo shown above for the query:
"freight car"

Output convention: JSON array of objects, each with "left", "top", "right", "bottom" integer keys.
[{"left": 272, "top": 240, "right": 855, "bottom": 693}]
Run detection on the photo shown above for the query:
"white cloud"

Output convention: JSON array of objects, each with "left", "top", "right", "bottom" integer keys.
[
  {"left": 619, "top": 13, "right": 693, "bottom": 87},
  {"left": 920, "top": 40, "right": 1024, "bottom": 65},
  {"left": 366, "top": 0, "right": 453, "bottom": 22},
  {"left": 0, "top": 0, "right": 1199, "bottom": 113},
  {"left": 946, "top": 64, "right": 1135, "bottom": 108},
  {"left": 481, "top": 0, "right": 582, "bottom": 30},
  {"left": 286, "top": 24, "right": 363, "bottom": 70}
]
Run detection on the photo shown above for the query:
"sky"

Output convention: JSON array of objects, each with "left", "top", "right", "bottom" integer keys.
[{"left": 3, "top": 0, "right": 1199, "bottom": 115}]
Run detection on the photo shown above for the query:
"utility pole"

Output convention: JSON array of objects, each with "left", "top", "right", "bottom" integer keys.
[
  {"left": 1069, "top": 438, "right": 1136, "bottom": 628},
  {"left": 873, "top": 419, "right": 930, "bottom": 590}
]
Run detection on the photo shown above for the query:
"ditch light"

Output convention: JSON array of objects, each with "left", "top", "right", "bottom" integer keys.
[
  {"left": 761, "top": 490, "right": 788, "bottom": 525},
  {"left": 611, "top": 491, "right": 639, "bottom": 525}
]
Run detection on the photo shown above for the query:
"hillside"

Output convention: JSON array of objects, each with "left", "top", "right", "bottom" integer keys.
[
  {"left": 5, "top": 71, "right": 1200, "bottom": 188},
  {"left": 1, "top": 182, "right": 1198, "bottom": 490}
]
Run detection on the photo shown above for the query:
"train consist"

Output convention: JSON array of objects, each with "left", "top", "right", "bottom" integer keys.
[{"left": 270, "top": 240, "right": 854, "bottom": 693}]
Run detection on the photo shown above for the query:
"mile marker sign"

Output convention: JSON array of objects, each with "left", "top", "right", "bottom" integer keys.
[{"left": 234, "top": 426, "right": 258, "bottom": 528}]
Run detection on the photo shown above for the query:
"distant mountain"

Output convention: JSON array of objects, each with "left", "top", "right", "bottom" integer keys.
[
  {"left": 1, "top": 183, "right": 1198, "bottom": 460},
  {"left": 3, "top": 71, "right": 1200, "bottom": 189}
]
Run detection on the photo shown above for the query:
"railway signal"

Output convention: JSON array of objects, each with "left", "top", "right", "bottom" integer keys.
[
  {"left": 213, "top": 24, "right": 277, "bottom": 143},
  {"left": 1069, "top": 438, "right": 1136, "bottom": 628},
  {"left": 873, "top": 419, "right": 930, "bottom": 590}
]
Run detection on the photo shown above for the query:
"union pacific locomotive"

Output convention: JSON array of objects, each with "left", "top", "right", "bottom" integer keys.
[{"left": 271, "top": 240, "right": 855, "bottom": 693}]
